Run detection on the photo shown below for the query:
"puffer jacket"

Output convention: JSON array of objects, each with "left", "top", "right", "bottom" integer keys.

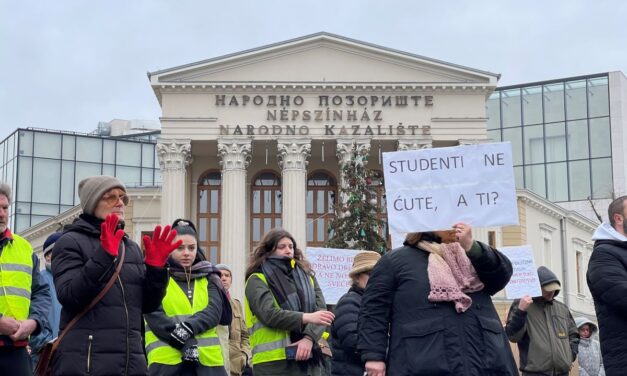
[
  {"left": 51, "top": 214, "right": 168, "bottom": 376},
  {"left": 330, "top": 285, "right": 365, "bottom": 376},
  {"left": 574, "top": 317, "right": 605, "bottom": 376},
  {"left": 505, "top": 267, "right": 579, "bottom": 374}
]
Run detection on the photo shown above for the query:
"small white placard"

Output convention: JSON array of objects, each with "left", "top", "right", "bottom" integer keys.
[
  {"left": 499, "top": 245, "right": 542, "bottom": 299},
  {"left": 306, "top": 247, "right": 361, "bottom": 305}
]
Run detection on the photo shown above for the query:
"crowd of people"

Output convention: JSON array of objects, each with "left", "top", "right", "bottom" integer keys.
[{"left": 0, "top": 176, "right": 624, "bottom": 376}]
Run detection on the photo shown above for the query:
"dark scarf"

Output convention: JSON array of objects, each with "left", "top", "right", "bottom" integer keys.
[{"left": 261, "top": 256, "right": 316, "bottom": 314}]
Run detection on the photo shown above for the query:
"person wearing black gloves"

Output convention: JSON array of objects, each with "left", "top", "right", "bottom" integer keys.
[
  {"left": 51, "top": 175, "right": 181, "bottom": 376},
  {"left": 144, "top": 219, "right": 232, "bottom": 376}
]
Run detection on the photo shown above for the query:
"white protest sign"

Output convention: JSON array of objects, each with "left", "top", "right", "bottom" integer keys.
[
  {"left": 306, "top": 247, "right": 361, "bottom": 305},
  {"left": 382, "top": 142, "right": 519, "bottom": 233},
  {"left": 499, "top": 245, "right": 542, "bottom": 299}
]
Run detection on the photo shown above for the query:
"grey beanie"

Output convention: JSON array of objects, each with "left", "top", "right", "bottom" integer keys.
[
  {"left": 215, "top": 264, "right": 232, "bottom": 273},
  {"left": 78, "top": 175, "right": 126, "bottom": 215}
]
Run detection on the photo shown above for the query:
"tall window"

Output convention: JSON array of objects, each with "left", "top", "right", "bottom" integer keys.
[
  {"left": 306, "top": 171, "right": 337, "bottom": 247},
  {"left": 197, "top": 171, "right": 221, "bottom": 264},
  {"left": 251, "top": 171, "right": 282, "bottom": 250}
]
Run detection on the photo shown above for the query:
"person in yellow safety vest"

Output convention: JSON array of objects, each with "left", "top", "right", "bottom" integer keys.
[
  {"left": 144, "top": 219, "right": 232, "bottom": 376},
  {"left": 0, "top": 183, "right": 51, "bottom": 376},
  {"left": 244, "top": 228, "right": 335, "bottom": 376}
]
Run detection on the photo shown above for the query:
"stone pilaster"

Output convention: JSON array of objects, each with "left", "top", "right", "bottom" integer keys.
[
  {"left": 277, "top": 139, "right": 311, "bottom": 251},
  {"left": 217, "top": 139, "right": 252, "bottom": 302},
  {"left": 157, "top": 139, "right": 192, "bottom": 224}
]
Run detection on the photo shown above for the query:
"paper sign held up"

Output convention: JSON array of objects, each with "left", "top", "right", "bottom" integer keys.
[
  {"left": 499, "top": 245, "right": 542, "bottom": 299},
  {"left": 306, "top": 247, "right": 361, "bottom": 305}
]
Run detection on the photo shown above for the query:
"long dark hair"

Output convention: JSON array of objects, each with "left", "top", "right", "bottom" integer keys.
[
  {"left": 171, "top": 218, "right": 206, "bottom": 262},
  {"left": 245, "top": 228, "right": 311, "bottom": 278}
]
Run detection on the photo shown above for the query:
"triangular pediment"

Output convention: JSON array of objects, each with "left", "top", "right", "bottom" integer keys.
[{"left": 149, "top": 33, "right": 498, "bottom": 86}]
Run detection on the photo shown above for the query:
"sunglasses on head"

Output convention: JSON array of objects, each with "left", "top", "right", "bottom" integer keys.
[{"left": 101, "top": 192, "right": 129, "bottom": 206}]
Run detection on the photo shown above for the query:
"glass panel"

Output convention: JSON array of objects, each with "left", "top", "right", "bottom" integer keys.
[
  {"left": 16, "top": 157, "right": 32, "bottom": 201},
  {"left": 60, "top": 205, "right": 74, "bottom": 212},
  {"left": 116, "top": 142, "right": 141, "bottom": 166},
  {"left": 565, "top": 80, "right": 587, "bottom": 120},
  {"left": 545, "top": 122, "right": 567, "bottom": 162},
  {"left": 103, "top": 140, "right": 116, "bottom": 164},
  {"left": 252, "top": 191, "right": 260, "bottom": 214},
  {"left": 34, "top": 132, "right": 62, "bottom": 159},
  {"left": 199, "top": 218, "right": 207, "bottom": 241},
  {"left": 501, "top": 127, "right": 523, "bottom": 165},
  {"left": 18, "top": 130, "right": 33, "bottom": 156},
  {"left": 316, "top": 191, "right": 325, "bottom": 214},
  {"left": 487, "top": 129, "right": 501, "bottom": 142},
  {"left": 102, "top": 164, "right": 114, "bottom": 177},
  {"left": 276, "top": 218, "right": 282, "bottom": 229},
  {"left": 32, "top": 203, "right": 59, "bottom": 216},
  {"left": 591, "top": 158, "right": 613, "bottom": 199},
  {"left": 116, "top": 166, "right": 141, "bottom": 186},
  {"left": 501, "top": 89, "right": 522, "bottom": 127},
  {"left": 32, "top": 158, "right": 61, "bottom": 204},
  {"left": 523, "top": 124, "right": 544, "bottom": 164},
  {"left": 210, "top": 190, "right": 218, "bottom": 213},
  {"left": 252, "top": 218, "right": 261, "bottom": 241},
  {"left": 307, "top": 220, "right": 314, "bottom": 242},
  {"left": 316, "top": 218, "right": 325, "bottom": 242},
  {"left": 31, "top": 215, "right": 51, "bottom": 227},
  {"left": 547, "top": 163, "right": 568, "bottom": 201},
  {"left": 74, "top": 162, "right": 102, "bottom": 200},
  {"left": 141, "top": 168, "right": 153, "bottom": 185},
  {"left": 16, "top": 202, "right": 30, "bottom": 214},
  {"left": 522, "top": 86, "right": 543, "bottom": 125},
  {"left": 328, "top": 191, "right": 335, "bottom": 213},
  {"left": 210, "top": 218, "right": 218, "bottom": 241},
  {"left": 544, "top": 83, "right": 565, "bottom": 123},
  {"left": 263, "top": 218, "right": 272, "bottom": 235},
  {"left": 275, "top": 191, "right": 281, "bottom": 213},
  {"left": 15, "top": 214, "right": 30, "bottom": 233},
  {"left": 589, "top": 118, "right": 611, "bottom": 158},
  {"left": 567, "top": 120, "right": 589, "bottom": 160},
  {"left": 154, "top": 169, "right": 161, "bottom": 184},
  {"left": 199, "top": 190, "right": 207, "bottom": 214},
  {"left": 263, "top": 191, "right": 272, "bottom": 213},
  {"left": 486, "top": 93, "right": 500, "bottom": 130},
  {"left": 142, "top": 144, "right": 154, "bottom": 168},
  {"left": 210, "top": 247, "right": 218, "bottom": 265},
  {"left": 306, "top": 191, "right": 313, "bottom": 214},
  {"left": 60, "top": 161, "right": 75, "bottom": 205},
  {"left": 62, "top": 135, "right": 76, "bottom": 160},
  {"left": 514, "top": 166, "right": 524, "bottom": 189},
  {"left": 588, "top": 77, "right": 609, "bottom": 118},
  {"left": 568, "top": 160, "right": 591, "bottom": 200},
  {"left": 524, "top": 165, "right": 546, "bottom": 197},
  {"left": 76, "top": 137, "right": 102, "bottom": 163}
]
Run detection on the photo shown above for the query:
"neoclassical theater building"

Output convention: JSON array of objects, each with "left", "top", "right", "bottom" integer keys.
[{"left": 148, "top": 33, "right": 500, "bottom": 297}]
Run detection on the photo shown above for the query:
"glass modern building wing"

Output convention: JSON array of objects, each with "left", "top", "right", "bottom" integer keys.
[
  {"left": 487, "top": 73, "right": 613, "bottom": 203},
  {"left": 0, "top": 128, "right": 160, "bottom": 232}
]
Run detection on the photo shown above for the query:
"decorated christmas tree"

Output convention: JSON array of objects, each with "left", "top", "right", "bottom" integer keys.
[{"left": 325, "top": 144, "right": 387, "bottom": 253}]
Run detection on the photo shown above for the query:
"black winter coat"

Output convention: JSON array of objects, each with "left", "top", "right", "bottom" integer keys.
[
  {"left": 587, "top": 239, "right": 627, "bottom": 375},
  {"left": 51, "top": 215, "right": 168, "bottom": 376},
  {"left": 330, "top": 285, "right": 365, "bottom": 376},
  {"left": 357, "top": 241, "right": 518, "bottom": 376}
]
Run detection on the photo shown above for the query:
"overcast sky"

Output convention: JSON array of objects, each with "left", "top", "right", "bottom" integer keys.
[{"left": 2, "top": 0, "right": 626, "bottom": 141}]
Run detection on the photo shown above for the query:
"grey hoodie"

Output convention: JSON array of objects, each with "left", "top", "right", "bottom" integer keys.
[{"left": 575, "top": 317, "right": 605, "bottom": 376}]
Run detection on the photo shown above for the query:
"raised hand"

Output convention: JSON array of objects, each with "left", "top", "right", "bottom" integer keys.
[
  {"left": 453, "top": 222, "right": 473, "bottom": 251},
  {"left": 100, "top": 214, "right": 124, "bottom": 257},
  {"left": 143, "top": 225, "right": 182, "bottom": 267}
]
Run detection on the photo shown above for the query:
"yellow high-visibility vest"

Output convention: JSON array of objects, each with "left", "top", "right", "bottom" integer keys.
[{"left": 0, "top": 235, "right": 33, "bottom": 320}]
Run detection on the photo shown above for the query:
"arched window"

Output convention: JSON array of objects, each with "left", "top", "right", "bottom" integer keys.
[
  {"left": 197, "top": 171, "right": 221, "bottom": 264},
  {"left": 251, "top": 171, "right": 282, "bottom": 250},
  {"left": 306, "top": 171, "right": 337, "bottom": 247},
  {"left": 369, "top": 170, "right": 389, "bottom": 247}
]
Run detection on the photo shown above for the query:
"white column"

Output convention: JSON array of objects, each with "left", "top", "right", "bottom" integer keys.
[
  {"left": 397, "top": 139, "right": 433, "bottom": 151},
  {"left": 218, "top": 139, "right": 252, "bottom": 302},
  {"left": 157, "top": 139, "right": 192, "bottom": 224},
  {"left": 336, "top": 139, "right": 371, "bottom": 203},
  {"left": 277, "top": 139, "right": 311, "bottom": 251}
]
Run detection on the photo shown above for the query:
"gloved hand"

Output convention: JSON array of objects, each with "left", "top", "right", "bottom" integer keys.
[
  {"left": 100, "top": 214, "right": 125, "bottom": 257},
  {"left": 143, "top": 225, "right": 182, "bottom": 267},
  {"left": 182, "top": 345, "right": 200, "bottom": 364},
  {"left": 169, "top": 322, "right": 194, "bottom": 349}
]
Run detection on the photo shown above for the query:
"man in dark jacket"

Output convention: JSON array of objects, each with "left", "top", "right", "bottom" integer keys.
[
  {"left": 358, "top": 223, "right": 518, "bottom": 376},
  {"left": 51, "top": 176, "right": 181, "bottom": 375},
  {"left": 587, "top": 195, "right": 627, "bottom": 376},
  {"left": 0, "top": 183, "right": 50, "bottom": 376},
  {"left": 506, "top": 266, "right": 579, "bottom": 376}
]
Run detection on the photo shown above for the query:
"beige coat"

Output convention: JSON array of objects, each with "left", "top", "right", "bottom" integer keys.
[{"left": 228, "top": 298, "right": 251, "bottom": 376}]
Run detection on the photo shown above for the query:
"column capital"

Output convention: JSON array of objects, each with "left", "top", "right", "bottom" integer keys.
[
  {"left": 217, "top": 139, "right": 252, "bottom": 170},
  {"left": 336, "top": 139, "right": 371, "bottom": 166},
  {"left": 157, "top": 139, "right": 193, "bottom": 170},
  {"left": 458, "top": 139, "right": 490, "bottom": 145},
  {"left": 277, "top": 139, "right": 311, "bottom": 171},
  {"left": 397, "top": 139, "right": 433, "bottom": 151}
]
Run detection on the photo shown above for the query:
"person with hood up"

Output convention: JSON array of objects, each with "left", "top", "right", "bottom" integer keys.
[
  {"left": 506, "top": 266, "right": 579, "bottom": 376},
  {"left": 587, "top": 195, "right": 627, "bottom": 376},
  {"left": 51, "top": 175, "right": 181, "bottom": 375},
  {"left": 144, "top": 219, "right": 231, "bottom": 376},
  {"left": 330, "top": 250, "right": 380, "bottom": 376},
  {"left": 358, "top": 223, "right": 518, "bottom": 376},
  {"left": 575, "top": 317, "right": 605, "bottom": 376}
]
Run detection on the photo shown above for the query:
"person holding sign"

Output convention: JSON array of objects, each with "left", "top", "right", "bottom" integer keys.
[
  {"left": 244, "top": 228, "right": 334, "bottom": 376},
  {"left": 357, "top": 223, "right": 517, "bottom": 376},
  {"left": 505, "top": 266, "right": 579, "bottom": 376},
  {"left": 330, "top": 251, "right": 381, "bottom": 376}
]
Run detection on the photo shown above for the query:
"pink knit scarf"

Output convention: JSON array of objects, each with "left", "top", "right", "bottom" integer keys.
[{"left": 418, "top": 241, "right": 484, "bottom": 313}]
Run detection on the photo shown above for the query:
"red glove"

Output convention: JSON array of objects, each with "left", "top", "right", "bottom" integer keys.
[
  {"left": 143, "top": 225, "right": 182, "bottom": 267},
  {"left": 100, "top": 214, "right": 125, "bottom": 257}
]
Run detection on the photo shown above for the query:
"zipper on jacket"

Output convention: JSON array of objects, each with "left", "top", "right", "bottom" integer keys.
[
  {"left": 118, "top": 275, "right": 130, "bottom": 376},
  {"left": 87, "top": 334, "right": 93, "bottom": 373}
]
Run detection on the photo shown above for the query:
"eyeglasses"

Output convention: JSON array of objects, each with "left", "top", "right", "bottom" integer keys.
[{"left": 101, "top": 193, "right": 129, "bottom": 207}]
